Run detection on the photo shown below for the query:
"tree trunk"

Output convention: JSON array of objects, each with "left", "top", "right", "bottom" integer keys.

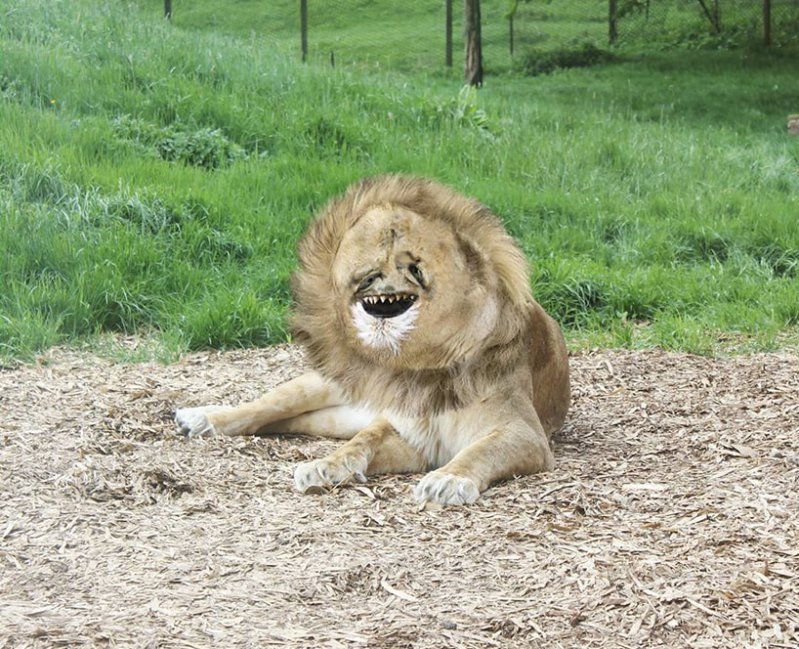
[
  {"left": 464, "top": 0, "right": 483, "bottom": 86},
  {"left": 164, "top": 0, "right": 172, "bottom": 20},
  {"left": 696, "top": 0, "right": 721, "bottom": 33}
]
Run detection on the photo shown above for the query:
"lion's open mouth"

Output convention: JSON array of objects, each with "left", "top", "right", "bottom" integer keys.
[{"left": 361, "top": 293, "right": 418, "bottom": 319}]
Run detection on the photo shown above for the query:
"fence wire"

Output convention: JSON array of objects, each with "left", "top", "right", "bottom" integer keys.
[{"left": 285, "top": 0, "right": 799, "bottom": 72}]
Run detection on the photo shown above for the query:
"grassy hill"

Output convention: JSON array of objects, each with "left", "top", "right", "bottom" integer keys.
[{"left": 1, "top": 0, "right": 798, "bottom": 363}]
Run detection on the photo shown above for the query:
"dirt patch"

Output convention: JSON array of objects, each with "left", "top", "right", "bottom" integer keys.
[{"left": 1, "top": 346, "right": 797, "bottom": 648}]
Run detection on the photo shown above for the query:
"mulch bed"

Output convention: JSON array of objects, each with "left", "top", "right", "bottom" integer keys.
[{"left": 1, "top": 345, "right": 797, "bottom": 648}]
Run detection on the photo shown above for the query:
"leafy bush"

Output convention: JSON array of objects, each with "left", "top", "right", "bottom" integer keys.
[
  {"left": 409, "top": 85, "right": 498, "bottom": 135},
  {"left": 112, "top": 116, "right": 246, "bottom": 169},
  {"left": 518, "top": 43, "right": 617, "bottom": 76}
]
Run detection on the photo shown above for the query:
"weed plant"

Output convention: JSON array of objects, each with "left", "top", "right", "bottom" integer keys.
[{"left": 0, "top": 0, "right": 797, "bottom": 364}]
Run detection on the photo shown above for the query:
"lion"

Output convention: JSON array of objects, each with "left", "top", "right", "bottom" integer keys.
[{"left": 175, "top": 175, "right": 570, "bottom": 505}]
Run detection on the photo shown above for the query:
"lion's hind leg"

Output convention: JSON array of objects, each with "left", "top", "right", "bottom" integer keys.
[{"left": 175, "top": 371, "right": 347, "bottom": 438}]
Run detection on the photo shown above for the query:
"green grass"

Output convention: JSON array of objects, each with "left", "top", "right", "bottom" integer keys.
[{"left": 1, "top": 0, "right": 798, "bottom": 364}]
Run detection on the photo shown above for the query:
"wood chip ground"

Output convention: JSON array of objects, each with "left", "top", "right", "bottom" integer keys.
[{"left": 1, "top": 346, "right": 797, "bottom": 648}]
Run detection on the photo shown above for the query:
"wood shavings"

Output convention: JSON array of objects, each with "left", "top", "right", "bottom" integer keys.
[{"left": 0, "top": 345, "right": 797, "bottom": 647}]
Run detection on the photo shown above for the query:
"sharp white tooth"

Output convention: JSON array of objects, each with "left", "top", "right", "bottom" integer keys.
[
  {"left": 388, "top": 295, "right": 396, "bottom": 303},
  {"left": 379, "top": 296, "right": 386, "bottom": 303}
]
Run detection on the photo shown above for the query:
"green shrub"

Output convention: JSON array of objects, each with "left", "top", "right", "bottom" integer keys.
[
  {"left": 112, "top": 116, "right": 246, "bottom": 169},
  {"left": 517, "top": 43, "right": 617, "bottom": 76}
]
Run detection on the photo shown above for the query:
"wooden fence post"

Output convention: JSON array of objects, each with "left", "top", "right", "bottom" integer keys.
[
  {"left": 446, "top": 0, "right": 453, "bottom": 67},
  {"left": 763, "top": 0, "right": 771, "bottom": 46},
  {"left": 300, "top": 0, "right": 308, "bottom": 62},
  {"left": 608, "top": 0, "right": 618, "bottom": 44}
]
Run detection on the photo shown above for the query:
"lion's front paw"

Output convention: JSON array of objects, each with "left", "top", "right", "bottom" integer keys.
[
  {"left": 293, "top": 456, "right": 368, "bottom": 494},
  {"left": 414, "top": 471, "right": 481, "bottom": 506},
  {"left": 174, "top": 405, "right": 231, "bottom": 438}
]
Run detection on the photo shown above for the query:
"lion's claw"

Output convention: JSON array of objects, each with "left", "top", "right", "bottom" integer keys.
[
  {"left": 174, "top": 405, "right": 231, "bottom": 438},
  {"left": 294, "top": 456, "right": 368, "bottom": 493},
  {"left": 414, "top": 471, "right": 480, "bottom": 506}
]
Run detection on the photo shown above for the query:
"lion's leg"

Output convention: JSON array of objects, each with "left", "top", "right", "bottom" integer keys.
[
  {"left": 258, "top": 405, "right": 375, "bottom": 440},
  {"left": 294, "top": 419, "right": 427, "bottom": 493},
  {"left": 414, "top": 421, "right": 554, "bottom": 506},
  {"left": 175, "top": 371, "right": 347, "bottom": 438}
]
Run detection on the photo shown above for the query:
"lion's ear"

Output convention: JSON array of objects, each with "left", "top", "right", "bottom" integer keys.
[
  {"left": 457, "top": 230, "right": 531, "bottom": 310},
  {"left": 455, "top": 232, "right": 488, "bottom": 282},
  {"left": 491, "top": 239, "right": 533, "bottom": 309}
]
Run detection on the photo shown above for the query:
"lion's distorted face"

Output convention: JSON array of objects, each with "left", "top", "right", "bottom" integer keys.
[{"left": 331, "top": 205, "right": 498, "bottom": 369}]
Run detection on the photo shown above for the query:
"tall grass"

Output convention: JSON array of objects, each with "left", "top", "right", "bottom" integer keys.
[{"left": 1, "top": 0, "right": 797, "bottom": 364}]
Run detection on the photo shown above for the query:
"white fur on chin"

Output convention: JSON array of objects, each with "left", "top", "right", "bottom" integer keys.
[{"left": 350, "top": 302, "right": 419, "bottom": 355}]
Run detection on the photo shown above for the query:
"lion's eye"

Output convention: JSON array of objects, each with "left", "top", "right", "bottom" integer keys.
[
  {"left": 357, "top": 273, "right": 380, "bottom": 292},
  {"left": 408, "top": 264, "right": 424, "bottom": 285}
]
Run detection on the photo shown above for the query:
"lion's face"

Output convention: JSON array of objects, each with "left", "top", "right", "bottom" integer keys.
[{"left": 331, "top": 205, "right": 498, "bottom": 369}]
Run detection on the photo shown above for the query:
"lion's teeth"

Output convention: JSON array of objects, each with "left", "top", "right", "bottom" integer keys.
[{"left": 362, "top": 293, "right": 418, "bottom": 306}]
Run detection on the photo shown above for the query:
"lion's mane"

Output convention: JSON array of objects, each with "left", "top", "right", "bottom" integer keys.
[{"left": 290, "top": 175, "right": 538, "bottom": 415}]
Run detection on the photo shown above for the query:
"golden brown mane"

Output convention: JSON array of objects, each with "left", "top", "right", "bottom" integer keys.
[{"left": 290, "top": 175, "right": 537, "bottom": 413}]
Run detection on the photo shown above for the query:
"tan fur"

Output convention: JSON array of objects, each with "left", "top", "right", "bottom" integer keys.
[{"left": 176, "top": 175, "right": 570, "bottom": 505}]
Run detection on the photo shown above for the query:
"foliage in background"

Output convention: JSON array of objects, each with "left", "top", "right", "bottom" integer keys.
[
  {"left": 516, "top": 43, "right": 618, "bottom": 76},
  {"left": 0, "top": 0, "right": 797, "bottom": 364},
  {"left": 112, "top": 116, "right": 247, "bottom": 169}
]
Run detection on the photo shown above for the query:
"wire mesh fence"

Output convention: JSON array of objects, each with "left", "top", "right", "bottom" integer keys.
[
  {"left": 611, "top": 0, "right": 799, "bottom": 48},
  {"left": 163, "top": 1, "right": 799, "bottom": 73},
  {"left": 308, "top": 1, "right": 797, "bottom": 73}
]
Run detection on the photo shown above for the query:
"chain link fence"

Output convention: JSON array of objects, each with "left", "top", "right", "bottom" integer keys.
[
  {"left": 162, "top": 1, "right": 798, "bottom": 73},
  {"left": 611, "top": 0, "right": 799, "bottom": 48},
  {"left": 288, "top": 0, "right": 799, "bottom": 72}
]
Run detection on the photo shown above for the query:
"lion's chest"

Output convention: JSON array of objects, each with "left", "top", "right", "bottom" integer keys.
[{"left": 383, "top": 409, "right": 475, "bottom": 469}]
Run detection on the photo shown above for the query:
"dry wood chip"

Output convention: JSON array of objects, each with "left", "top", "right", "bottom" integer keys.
[{"left": 1, "top": 346, "right": 798, "bottom": 648}]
